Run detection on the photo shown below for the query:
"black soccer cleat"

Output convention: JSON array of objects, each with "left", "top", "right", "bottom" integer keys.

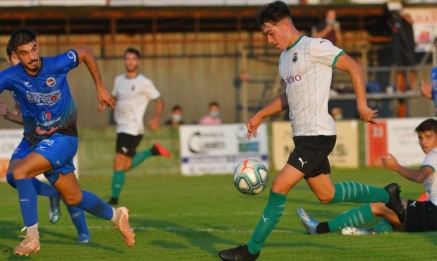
[
  {"left": 108, "top": 197, "right": 119, "bottom": 205},
  {"left": 218, "top": 245, "right": 260, "bottom": 261},
  {"left": 384, "top": 183, "right": 406, "bottom": 223}
]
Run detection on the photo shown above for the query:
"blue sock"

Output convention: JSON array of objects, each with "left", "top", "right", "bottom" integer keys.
[
  {"left": 75, "top": 190, "right": 113, "bottom": 220},
  {"left": 7, "top": 173, "right": 58, "bottom": 197},
  {"left": 15, "top": 179, "right": 38, "bottom": 227},
  {"left": 31, "top": 177, "right": 58, "bottom": 197},
  {"left": 66, "top": 204, "right": 90, "bottom": 236}
]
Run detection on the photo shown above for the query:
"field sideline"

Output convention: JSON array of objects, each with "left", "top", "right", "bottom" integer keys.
[
  {"left": 1, "top": 167, "right": 437, "bottom": 261},
  {"left": 1, "top": 127, "right": 436, "bottom": 260}
]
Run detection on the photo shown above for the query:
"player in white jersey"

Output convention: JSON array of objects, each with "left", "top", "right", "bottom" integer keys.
[
  {"left": 219, "top": 2, "right": 404, "bottom": 260},
  {"left": 299, "top": 118, "right": 437, "bottom": 235},
  {"left": 100, "top": 48, "right": 171, "bottom": 206}
]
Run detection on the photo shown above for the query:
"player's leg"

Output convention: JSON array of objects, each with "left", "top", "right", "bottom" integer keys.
[
  {"left": 109, "top": 133, "right": 141, "bottom": 205},
  {"left": 130, "top": 142, "right": 171, "bottom": 170},
  {"left": 12, "top": 152, "right": 54, "bottom": 256},
  {"left": 65, "top": 204, "right": 91, "bottom": 243},
  {"left": 219, "top": 163, "right": 304, "bottom": 261},
  {"left": 305, "top": 167, "right": 405, "bottom": 223},
  {"left": 6, "top": 140, "right": 61, "bottom": 223},
  {"left": 51, "top": 171, "right": 134, "bottom": 247}
]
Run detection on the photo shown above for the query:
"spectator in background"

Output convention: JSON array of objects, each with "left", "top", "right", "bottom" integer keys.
[
  {"left": 165, "top": 105, "right": 185, "bottom": 126},
  {"left": 389, "top": 10, "right": 417, "bottom": 117},
  {"left": 420, "top": 36, "right": 437, "bottom": 116},
  {"left": 314, "top": 9, "right": 342, "bottom": 45},
  {"left": 199, "top": 102, "right": 221, "bottom": 124}
]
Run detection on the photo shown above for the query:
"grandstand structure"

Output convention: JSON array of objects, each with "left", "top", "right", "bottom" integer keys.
[{"left": 0, "top": 2, "right": 435, "bottom": 127}]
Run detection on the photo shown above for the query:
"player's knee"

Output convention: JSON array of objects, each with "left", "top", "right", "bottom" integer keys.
[
  {"left": 12, "top": 166, "right": 27, "bottom": 180},
  {"left": 63, "top": 192, "right": 83, "bottom": 206},
  {"left": 271, "top": 183, "right": 289, "bottom": 194}
]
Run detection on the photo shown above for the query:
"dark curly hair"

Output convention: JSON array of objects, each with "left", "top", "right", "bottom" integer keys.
[
  {"left": 8, "top": 27, "right": 38, "bottom": 52},
  {"left": 256, "top": 1, "right": 292, "bottom": 29}
]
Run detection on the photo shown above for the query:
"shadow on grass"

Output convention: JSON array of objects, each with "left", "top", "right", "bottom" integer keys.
[{"left": 131, "top": 218, "right": 241, "bottom": 258}]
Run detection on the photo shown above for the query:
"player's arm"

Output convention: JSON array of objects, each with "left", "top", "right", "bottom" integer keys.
[
  {"left": 148, "top": 97, "right": 164, "bottom": 131},
  {"left": 74, "top": 47, "right": 115, "bottom": 110},
  {"left": 0, "top": 100, "right": 23, "bottom": 126},
  {"left": 382, "top": 154, "right": 433, "bottom": 183},
  {"left": 246, "top": 91, "right": 287, "bottom": 139},
  {"left": 335, "top": 54, "right": 378, "bottom": 124}
]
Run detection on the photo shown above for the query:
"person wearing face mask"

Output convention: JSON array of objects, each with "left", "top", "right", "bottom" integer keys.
[
  {"left": 165, "top": 105, "right": 185, "bottom": 126},
  {"left": 199, "top": 102, "right": 221, "bottom": 125}
]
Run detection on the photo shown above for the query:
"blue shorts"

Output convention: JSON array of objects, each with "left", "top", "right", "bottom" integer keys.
[{"left": 11, "top": 133, "right": 77, "bottom": 184}]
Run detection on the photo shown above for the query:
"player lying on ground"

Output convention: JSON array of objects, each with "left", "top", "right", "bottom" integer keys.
[
  {"left": 1, "top": 42, "right": 91, "bottom": 244},
  {"left": 218, "top": 2, "right": 405, "bottom": 261},
  {"left": 298, "top": 118, "right": 437, "bottom": 235},
  {"left": 0, "top": 27, "right": 134, "bottom": 256}
]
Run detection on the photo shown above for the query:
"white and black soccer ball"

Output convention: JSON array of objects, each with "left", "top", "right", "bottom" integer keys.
[{"left": 233, "top": 159, "right": 269, "bottom": 195}]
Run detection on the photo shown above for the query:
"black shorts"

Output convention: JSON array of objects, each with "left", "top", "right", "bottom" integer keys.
[
  {"left": 287, "top": 135, "right": 336, "bottom": 179},
  {"left": 116, "top": 132, "right": 143, "bottom": 157},
  {"left": 405, "top": 200, "right": 437, "bottom": 232}
]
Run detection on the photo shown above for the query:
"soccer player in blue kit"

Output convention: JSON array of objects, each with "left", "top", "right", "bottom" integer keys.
[
  {"left": 0, "top": 27, "right": 135, "bottom": 256},
  {"left": 1, "top": 42, "right": 91, "bottom": 244}
]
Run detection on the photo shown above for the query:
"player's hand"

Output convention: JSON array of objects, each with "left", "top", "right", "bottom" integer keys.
[
  {"left": 358, "top": 105, "right": 378, "bottom": 124},
  {"left": 420, "top": 80, "right": 432, "bottom": 99},
  {"left": 246, "top": 114, "right": 263, "bottom": 140},
  {"left": 381, "top": 153, "right": 399, "bottom": 171},
  {"left": 97, "top": 103, "right": 105, "bottom": 112},
  {"left": 148, "top": 118, "right": 160, "bottom": 131},
  {"left": 97, "top": 87, "right": 115, "bottom": 110}
]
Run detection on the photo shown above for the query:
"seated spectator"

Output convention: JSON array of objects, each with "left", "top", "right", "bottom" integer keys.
[
  {"left": 165, "top": 105, "right": 185, "bottom": 126},
  {"left": 199, "top": 102, "right": 221, "bottom": 124}
]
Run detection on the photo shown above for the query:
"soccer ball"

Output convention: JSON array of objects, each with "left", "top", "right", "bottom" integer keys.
[{"left": 233, "top": 159, "right": 269, "bottom": 195}]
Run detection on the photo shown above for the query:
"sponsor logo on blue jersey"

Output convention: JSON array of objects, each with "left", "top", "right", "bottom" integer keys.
[
  {"left": 67, "top": 50, "right": 77, "bottom": 62},
  {"left": 45, "top": 77, "right": 56, "bottom": 88},
  {"left": 26, "top": 90, "right": 61, "bottom": 106}
]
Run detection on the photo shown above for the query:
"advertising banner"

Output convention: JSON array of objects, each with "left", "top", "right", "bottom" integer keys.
[
  {"left": 366, "top": 118, "right": 427, "bottom": 167},
  {"left": 179, "top": 124, "right": 268, "bottom": 175}
]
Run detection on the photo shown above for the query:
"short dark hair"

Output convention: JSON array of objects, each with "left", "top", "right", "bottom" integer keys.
[
  {"left": 6, "top": 40, "right": 13, "bottom": 58},
  {"left": 125, "top": 47, "right": 140, "bottom": 59},
  {"left": 209, "top": 102, "right": 219, "bottom": 108},
  {"left": 256, "top": 0, "right": 292, "bottom": 28},
  {"left": 415, "top": 118, "right": 437, "bottom": 134},
  {"left": 172, "top": 105, "right": 182, "bottom": 111},
  {"left": 8, "top": 27, "right": 38, "bottom": 52}
]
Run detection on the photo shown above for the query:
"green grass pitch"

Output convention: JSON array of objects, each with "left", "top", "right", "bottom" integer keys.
[{"left": 1, "top": 128, "right": 437, "bottom": 260}]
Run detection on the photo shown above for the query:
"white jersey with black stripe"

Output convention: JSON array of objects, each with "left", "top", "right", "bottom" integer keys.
[
  {"left": 421, "top": 147, "right": 437, "bottom": 205},
  {"left": 112, "top": 73, "right": 161, "bottom": 135},
  {"left": 279, "top": 35, "right": 344, "bottom": 136}
]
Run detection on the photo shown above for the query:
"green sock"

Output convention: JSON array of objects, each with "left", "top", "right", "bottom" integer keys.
[
  {"left": 247, "top": 190, "right": 287, "bottom": 255},
  {"left": 374, "top": 219, "right": 393, "bottom": 233},
  {"left": 131, "top": 149, "right": 153, "bottom": 170},
  {"left": 331, "top": 181, "right": 390, "bottom": 204},
  {"left": 111, "top": 170, "right": 125, "bottom": 199},
  {"left": 327, "top": 204, "right": 374, "bottom": 232}
]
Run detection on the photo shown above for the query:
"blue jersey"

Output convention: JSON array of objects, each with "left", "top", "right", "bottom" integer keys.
[
  {"left": 432, "top": 66, "right": 437, "bottom": 116},
  {"left": 0, "top": 50, "right": 79, "bottom": 146}
]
